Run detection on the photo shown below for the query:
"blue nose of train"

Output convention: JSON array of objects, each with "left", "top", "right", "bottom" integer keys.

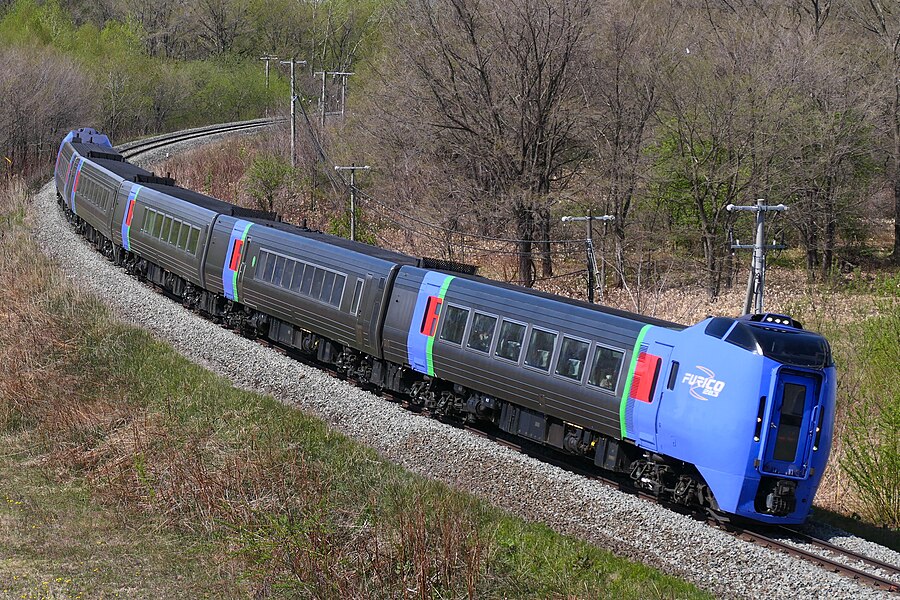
[{"left": 626, "top": 315, "right": 835, "bottom": 524}]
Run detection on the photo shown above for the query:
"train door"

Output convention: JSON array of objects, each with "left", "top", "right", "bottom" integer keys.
[
  {"left": 759, "top": 372, "right": 820, "bottom": 479},
  {"left": 629, "top": 341, "right": 674, "bottom": 451},
  {"left": 222, "top": 219, "right": 253, "bottom": 303}
]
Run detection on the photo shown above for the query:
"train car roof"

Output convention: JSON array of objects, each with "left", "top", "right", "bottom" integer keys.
[
  {"left": 143, "top": 183, "right": 276, "bottom": 219},
  {"left": 423, "top": 267, "right": 685, "bottom": 330},
  {"left": 71, "top": 142, "right": 123, "bottom": 162},
  {"left": 248, "top": 218, "right": 419, "bottom": 265},
  {"left": 89, "top": 157, "right": 153, "bottom": 180}
]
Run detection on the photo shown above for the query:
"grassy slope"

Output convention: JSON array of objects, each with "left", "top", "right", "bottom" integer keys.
[{"left": 0, "top": 181, "right": 709, "bottom": 597}]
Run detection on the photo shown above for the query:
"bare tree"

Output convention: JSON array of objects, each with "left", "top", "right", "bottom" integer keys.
[
  {"left": 0, "top": 48, "right": 92, "bottom": 173},
  {"left": 189, "top": 0, "right": 249, "bottom": 56},
  {"left": 387, "top": 0, "right": 590, "bottom": 286},
  {"left": 846, "top": 0, "right": 900, "bottom": 262},
  {"left": 582, "top": 0, "right": 678, "bottom": 288}
]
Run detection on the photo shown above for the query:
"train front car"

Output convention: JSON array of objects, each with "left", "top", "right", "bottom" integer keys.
[{"left": 631, "top": 314, "right": 835, "bottom": 524}]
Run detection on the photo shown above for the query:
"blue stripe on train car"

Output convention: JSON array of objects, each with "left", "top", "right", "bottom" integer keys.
[
  {"left": 406, "top": 271, "right": 455, "bottom": 375},
  {"left": 222, "top": 219, "right": 253, "bottom": 302}
]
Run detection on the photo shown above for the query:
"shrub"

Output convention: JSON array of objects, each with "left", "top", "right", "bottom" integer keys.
[{"left": 839, "top": 303, "right": 900, "bottom": 528}]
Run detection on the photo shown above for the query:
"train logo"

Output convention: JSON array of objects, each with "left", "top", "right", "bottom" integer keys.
[{"left": 682, "top": 366, "right": 726, "bottom": 400}]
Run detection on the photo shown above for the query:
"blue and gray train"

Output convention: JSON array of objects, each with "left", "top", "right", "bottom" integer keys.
[{"left": 55, "top": 127, "right": 836, "bottom": 524}]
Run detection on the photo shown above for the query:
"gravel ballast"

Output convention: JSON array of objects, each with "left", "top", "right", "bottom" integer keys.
[{"left": 31, "top": 133, "right": 899, "bottom": 599}]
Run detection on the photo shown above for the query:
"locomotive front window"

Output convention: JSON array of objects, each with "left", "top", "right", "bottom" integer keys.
[
  {"left": 773, "top": 383, "right": 806, "bottom": 462},
  {"left": 588, "top": 346, "right": 624, "bottom": 391},
  {"left": 495, "top": 320, "right": 526, "bottom": 362},
  {"left": 439, "top": 305, "right": 468, "bottom": 345},
  {"left": 555, "top": 337, "right": 589, "bottom": 381},
  {"left": 524, "top": 328, "right": 557, "bottom": 371},
  {"left": 467, "top": 313, "right": 497, "bottom": 353}
]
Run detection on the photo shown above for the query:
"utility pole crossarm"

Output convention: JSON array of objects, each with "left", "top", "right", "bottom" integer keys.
[{"left": 727, "top": 199, "right": 789, "bottom": 315}]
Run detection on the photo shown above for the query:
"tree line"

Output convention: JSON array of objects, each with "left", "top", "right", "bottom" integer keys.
[
  {"left": 338, "top": 0, "right": 900, "bottom": 299},
  {"left": 3, "top": 0, "right": 899, "bottom": 300}
]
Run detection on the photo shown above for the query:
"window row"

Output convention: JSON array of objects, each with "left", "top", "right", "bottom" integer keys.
[
  {"left": 256, "top": 249, "right": 350, "bottom": 310},
  {"left": 78, "top": 177, "right": 114, "bottom": 212},
  {"left": 141, "top": 207, "right": 202, "bottom": 255},
  {"left": 437, "top": 304, "right": 624, "bottom": 391}
]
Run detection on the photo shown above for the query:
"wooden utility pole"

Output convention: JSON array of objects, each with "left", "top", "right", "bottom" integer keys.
[{"left": 334, "top": 164, "right": 371, "bottom": 241}]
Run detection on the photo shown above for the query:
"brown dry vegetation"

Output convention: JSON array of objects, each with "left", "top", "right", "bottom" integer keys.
[{"left": 0, "top": 179, "right": 710, "bottom": 597}]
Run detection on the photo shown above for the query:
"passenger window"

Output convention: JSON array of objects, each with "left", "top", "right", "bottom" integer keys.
[
  {"left": 311, "top": 268, "right": 325, "bottom": 299},
  {"left": 282, "top": 260, "right": 296, "bottom": 289},
  {"left": 261, "top": 251, "right": 275, "bottom": 282},
  {"left": 331, "top": 274, "right": 345, "bottom": 307},
  {"left": 350, "top": 279, "right": 363, "bottom": 314},
  {"left": 588, "top": 346, "right": 625, "bottom": 391},
  {"left": 466, "top": 313, "right": 497, "bottom": 353},
  {"left": 272, "top": 255, "right": 286, "bottom": 286},
  {"left": 439, "top": 305, "right": 468, "bottom": 345},
  {"left": 555, "top": 337, "right": 590, "bottom": 381},
  {"left": 290, "top": 263, "right": 305, "bottom": 292},
  {"left": 495, "top": 320, "right": 526, "bottom": 362},
  {"left": 321, "top": 271, "right": 336, "bottom": 302},
  {"left": 524, "top": 328, "right": 557, "bottom": 371},
  {"left": 160, "top": 216, "right": 172, "bottom": 242},
  {"left": 169, "top": 221, "right": 182, "bottom": 246},
  {"left": 142, "top": 208, "right": 153, "bottom": 233},
  {"left": 301, "top": 264, "right": 315, "bottom": 295},
  {"left": 177, "top": 223, "right": 190, "bottom": 250},
  {"left": 153, "top": 213, "right": 164, "bottom": 238},
  {"left": 187, "top": 227, "right": 200, "bottom": 255}
]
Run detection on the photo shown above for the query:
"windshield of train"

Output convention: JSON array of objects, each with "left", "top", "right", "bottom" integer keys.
[{"left": 725, "top": 323, "right": 832, "bottom": 368}]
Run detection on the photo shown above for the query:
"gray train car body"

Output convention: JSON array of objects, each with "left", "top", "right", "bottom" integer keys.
[
  {"left": 111, "top": 182, "right": 222, "bottom": 288},
  {"left": 383, "top": 266, "right": 682, "bottom": 439},
  {"left": 205, "top": 216, "right": 416, "bottom": 358},
  {"left": 57, "top": 141, "right": 135, "bottom": 241}
]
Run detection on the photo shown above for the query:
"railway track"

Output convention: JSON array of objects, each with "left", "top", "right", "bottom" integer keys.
[
  {"left": 117, "top": 118, "right": 285, "bottom": 160},
  {"left": 75, "top": 121, "right": 900, "bottom": 595},
  {"left": 729, "top": 525, "right": 899, "bottom": 593}
]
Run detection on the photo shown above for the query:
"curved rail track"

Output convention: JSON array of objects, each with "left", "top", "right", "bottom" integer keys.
[{"left": 69, "top": 120, "right": 900, "bottom": 595}]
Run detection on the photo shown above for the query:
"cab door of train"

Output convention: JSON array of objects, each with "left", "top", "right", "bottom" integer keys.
[
  {"left": 759, "top": 372, "right": 820, "bottom": 479},
  {"left": 629, "top": 341, "right": 674, "bottom": 452}
]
